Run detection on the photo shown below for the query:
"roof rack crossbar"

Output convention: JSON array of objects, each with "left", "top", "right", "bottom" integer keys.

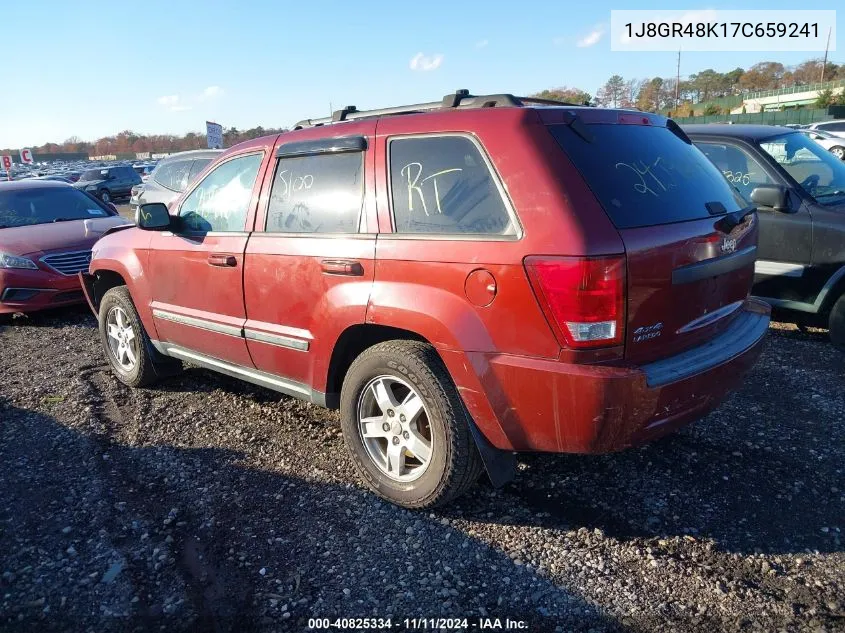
[{"left": 292, "top": 90, "right": 581, "bottom": 129}]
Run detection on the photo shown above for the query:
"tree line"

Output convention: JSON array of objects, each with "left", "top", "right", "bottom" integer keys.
[
  {"left": 533, "top": 57, "right": 845, "bottom": 115},
  {"left": 1, "top": 126, "right": 287, "bottom": 158}
]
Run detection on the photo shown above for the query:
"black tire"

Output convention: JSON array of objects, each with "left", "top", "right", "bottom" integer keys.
[
  {"left": 829, "top": 293, "right": 845, "bottom": 351},
  {"left": 830, "top": 146, "right": 845, "bottom": 161},
  {"left": 339, "top": 340, "right": 483, "bottom": 508},
  {"left": 98, "top": 286, "right": 181, "bottom": 387},
  {"left": 99, "top": 189, "right": 111, "bottom": 204}
]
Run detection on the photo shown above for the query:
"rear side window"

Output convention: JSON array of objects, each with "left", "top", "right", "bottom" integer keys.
[
  {"left": 389, "top": 135, "right": 515, "bottom": 236},
  {"left": 550, "top": 124, "right": 743, "bottom": 229},
  {"left": 694, "top": 142, "right": 774, "bottom": 202},
  {"left": 153, "top": 160, "right": 191, "bottom": 191},
  {"left": 266, "top": 152, "right": 364, "bottom": 233},
  {"left": 188, "top": 158, "right": 212, "bottom": 183}
]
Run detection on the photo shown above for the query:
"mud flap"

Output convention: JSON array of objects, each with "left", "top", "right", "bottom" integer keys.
[
  {"left": 78, "top": 272, "right": 98, "bottom": 318},
  {"left": 466, "top": 417, "right": 517, "bottom": 488}
]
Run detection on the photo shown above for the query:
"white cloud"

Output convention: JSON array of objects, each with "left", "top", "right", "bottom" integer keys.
[
  {"left": 155, "top": 95, "right": 194, "bottom": 112},
  {"left": 409, "top": 52, "right": 444, "bottom": 72},
  {"left": 200, "top": 85, "right": 224, "bottom": 99},
  {"left": 577, "top": 25, "right": 605, "bottom": 48},
  {"left": 475, "top": 39, "right": 489, "bottom": 49}
]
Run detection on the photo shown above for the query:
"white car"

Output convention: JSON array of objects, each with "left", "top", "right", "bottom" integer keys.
[
  {"left": 805, "top": 119, "right": 845, "bottom": 139},
  {"left": 800, "top": 129, "right": 845, "bottom": 160}
]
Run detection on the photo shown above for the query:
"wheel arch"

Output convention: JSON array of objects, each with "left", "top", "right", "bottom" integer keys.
[
  {"left": 818, "top": 265, "right": 845, "bottom": 317},
  {"left": 325, "top": 324, "right": 427, "bottom": 408},
  {"left": 325, "top": 323, "right": 517, "bottom": 488},
  {"left": 87, "top": 269, "right": 128, "bottom": 314}
]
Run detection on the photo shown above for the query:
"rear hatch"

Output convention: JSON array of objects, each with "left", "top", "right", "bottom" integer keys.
[{"left": 548, "top": 115, "right": 757, "bottom": 363}]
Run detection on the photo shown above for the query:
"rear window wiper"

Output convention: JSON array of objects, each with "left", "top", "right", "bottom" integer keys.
[{"left": 713, "top": 204, "right": 756, "bottom": 233}]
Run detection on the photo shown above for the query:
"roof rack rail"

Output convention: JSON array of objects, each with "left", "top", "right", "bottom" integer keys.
[{"left": 292, "top": 89, "right": 583, "bottom": 129}]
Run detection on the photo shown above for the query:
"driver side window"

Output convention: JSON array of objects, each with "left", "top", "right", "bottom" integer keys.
[
  {"left": 179, "top": 153, "right": 263, "bottom": 232},
  {"left": 694, "top": 142, "right": 773, "bottom": 202}
]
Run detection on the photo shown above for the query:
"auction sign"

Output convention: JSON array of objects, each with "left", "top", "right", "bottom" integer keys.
[{"left": 206, "top": 121, "right": 223, "bottom": 149}]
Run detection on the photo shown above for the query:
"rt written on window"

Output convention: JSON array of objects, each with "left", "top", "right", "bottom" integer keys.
[
  {"left": 388, "top": 135, "right": 516, "bottom": 236},
  {"left": 179, "top": 153, "right": 263, "bottom": 232}
]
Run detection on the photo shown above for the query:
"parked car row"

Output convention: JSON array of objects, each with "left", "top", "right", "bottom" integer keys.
[
  {"left": 1, "top": 91, "right": 842, "bottom": 509},
  {"left": 684, "top": 124, "right": 845, "bottom": 347}
]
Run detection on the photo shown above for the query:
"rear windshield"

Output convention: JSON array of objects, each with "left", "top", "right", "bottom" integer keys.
[
  {"left": 80, "top": 169, "right": 108, "bottom": 181},
  {"left": 550, "top": 124, "right": 744, "bottom": 229}
]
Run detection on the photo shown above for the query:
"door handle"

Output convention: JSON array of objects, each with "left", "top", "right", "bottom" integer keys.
[
  {"left": 208, "top": 254, "right": 238, "bottom": 267},
  {"left": 320, "top": 259, "right": 364, "bottom": 276}
]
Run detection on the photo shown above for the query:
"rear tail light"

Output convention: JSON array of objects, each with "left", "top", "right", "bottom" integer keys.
[{"left": 525, "top": 255, "right": 626, "bottom": 349}]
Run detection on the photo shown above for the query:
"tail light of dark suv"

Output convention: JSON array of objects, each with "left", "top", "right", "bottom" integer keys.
[{"left": 525, "top": 255, "right": 626, "bottom": 350}]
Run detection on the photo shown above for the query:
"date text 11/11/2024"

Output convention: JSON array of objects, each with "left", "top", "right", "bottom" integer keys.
[{"left": 307, "top": 617, "right": 530, "bottom": 630}]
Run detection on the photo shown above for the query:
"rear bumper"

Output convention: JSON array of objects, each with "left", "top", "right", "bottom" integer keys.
[
  {"left": 0, "top": 268, "right": 85, "bottom": 314},
  {"left": 452, "top": 299, "right": 770, "bottom": 454}
]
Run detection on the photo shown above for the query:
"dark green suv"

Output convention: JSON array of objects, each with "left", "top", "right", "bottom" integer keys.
[{"left": 73, "top": 165, "right": 141, "bottom": 204}]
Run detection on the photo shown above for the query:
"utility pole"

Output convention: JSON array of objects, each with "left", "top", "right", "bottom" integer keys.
[
  {"left": 820, "top": 27, "right": 831, "bottom": 83},
  {"left": 675, "top": 49, "right": 681, "bottom": 109}
]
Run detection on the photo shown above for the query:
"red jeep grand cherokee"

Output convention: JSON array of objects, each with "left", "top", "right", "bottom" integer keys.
[{"left": 81, "top": 91, "right": 770, "bottom": 508}]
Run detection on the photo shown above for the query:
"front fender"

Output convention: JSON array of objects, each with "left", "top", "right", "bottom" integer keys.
[{"left": 88, "top": 230, "right": 155, "bottom": 336}]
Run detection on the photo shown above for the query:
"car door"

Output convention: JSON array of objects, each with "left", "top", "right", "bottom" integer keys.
[
  {"left": 147, "top": 149, "right": 270, "bottom": 366},
  {"left": 114, "top": 167, "right": 128, "bottom": 197},
  {"left": 694, "top": 138, "right": 813, "bottom": 298},
  {"left": 242, "top": 121, "right": 377, "bottom": 399}
]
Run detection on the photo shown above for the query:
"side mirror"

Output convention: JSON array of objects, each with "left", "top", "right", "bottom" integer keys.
[
  {"left": 107, "top": 202, "right": 118, "bottom": 213},
  {"left": 137, "top": 203, "right": 171, "bottom": 230},
  {"left": 750, "top": 184, "right": 794, "bottom": 214}
]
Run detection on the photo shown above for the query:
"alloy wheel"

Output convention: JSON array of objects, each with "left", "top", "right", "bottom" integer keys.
[
  {"left": 357, "top": 375, "right": 433, "bottom": 482},
  {"left": 106, "top": 306, "right": 137, "bottom": 372}
]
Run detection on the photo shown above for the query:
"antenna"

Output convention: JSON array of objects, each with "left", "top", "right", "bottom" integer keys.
[
  {"left": 675, "top": 49, "right": 681, "bottom": 110},
  {"left": 820, "top": 27, "right": 831, "bottom": 83}
]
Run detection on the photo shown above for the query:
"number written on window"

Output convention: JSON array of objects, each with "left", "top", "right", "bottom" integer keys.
[{"left": 266, "top": 152, "right": 363, "bottom": 233}]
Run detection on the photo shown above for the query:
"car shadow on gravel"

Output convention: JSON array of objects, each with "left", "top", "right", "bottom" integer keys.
[
  {"left": 440, "top": 335, "right": 844, "bottom": 558},
  {"left": 0, "top": 399, "right": 624, "bottom": 633},
  {"left": 457, "top": 431, "right": 843, "bottom": 556},
  {"left": 0, "top": 305, "right": 94, "bottom": 331}
]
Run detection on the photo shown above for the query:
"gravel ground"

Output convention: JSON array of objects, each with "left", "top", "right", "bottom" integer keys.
[{"left": 0, "top": 309, "right": 843, "bottom": 633}]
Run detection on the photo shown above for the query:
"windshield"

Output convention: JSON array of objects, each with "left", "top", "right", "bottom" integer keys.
[
  {"left": 550, "top": 123, "right": 744, "bottom": 229},
  {"left": 759, "top": 133, "right": 845, "bottom": 206},
  {"left": 0, "top": 187, "right": 114, "bottom": 228},
  {"left": 79, "top": 169, "right": 108, "bottom": 181}
]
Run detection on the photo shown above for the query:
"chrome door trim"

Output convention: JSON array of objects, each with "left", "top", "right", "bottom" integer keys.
[
  {"left": 152, "top": 308, "right": 243, "bottom": 338},
  {"left": 244, "top": 328, "right": 309, "bottom": 351},
  {"left": 157, "top": 343, "right": 314, "bottom": 400}
]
